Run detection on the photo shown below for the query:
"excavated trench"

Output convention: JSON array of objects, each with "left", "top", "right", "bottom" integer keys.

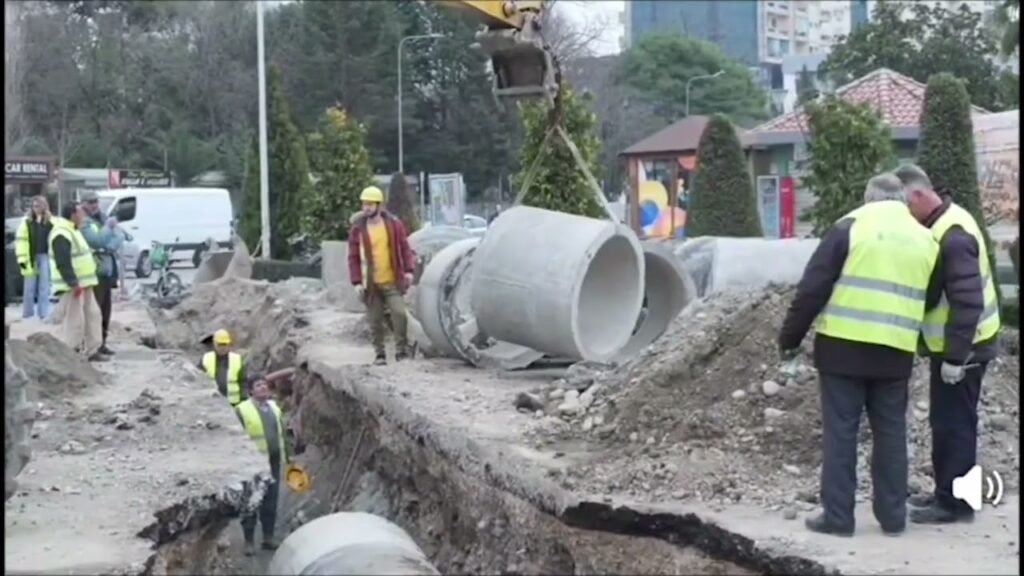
[{"left": 136, "top": 279, "right": 836, "bottom": 576}]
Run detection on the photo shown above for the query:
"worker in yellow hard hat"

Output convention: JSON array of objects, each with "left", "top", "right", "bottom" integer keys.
[
  {"left": 347, "top": 186, "right": 417, "bottom": 365},
  {"left": 198, "top": 329, "right": 247, "bottom": 406}
]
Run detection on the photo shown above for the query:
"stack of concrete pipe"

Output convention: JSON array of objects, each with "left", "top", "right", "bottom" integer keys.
[{"left": 413, "top": 206, "right": 697, "bottom": 366}]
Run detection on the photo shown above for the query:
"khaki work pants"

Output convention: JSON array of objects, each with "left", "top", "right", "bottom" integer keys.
[
  {"left": 60, "top": 288, "right": 103, "bottom": 358},
  {"left": 366, "top": 283, "right": 408, "bottom": 356}
]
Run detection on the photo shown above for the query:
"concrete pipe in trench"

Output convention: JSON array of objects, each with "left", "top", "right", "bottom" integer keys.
[
  {"left": 469, "top": 206, "right": 645, "bottom": 362},
  {"left": 268, "top": 512, "right": 439, "bottom": 575},
  {"left": 611, "top": 240, "right": 698, "bottom": 362}
]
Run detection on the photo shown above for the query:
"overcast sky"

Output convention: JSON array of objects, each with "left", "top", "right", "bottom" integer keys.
[{"left": 556, "top": 0, "right": 625, "bottom": 56}]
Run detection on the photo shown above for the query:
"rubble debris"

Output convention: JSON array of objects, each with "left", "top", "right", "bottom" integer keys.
[
  {"left": 5, "top": 327, "right": 35, "bottom": 502},
  {"left": 7, "top": 332, "right": 106, "bottom": 399},
  {"left": 528, "top": 286, "right": 1020, "bottom": 510}
]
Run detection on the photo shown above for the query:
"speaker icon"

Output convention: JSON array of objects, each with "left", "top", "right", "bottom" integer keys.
[{"left": 951, "top": 465, "right": 1004, "bottom": 511}]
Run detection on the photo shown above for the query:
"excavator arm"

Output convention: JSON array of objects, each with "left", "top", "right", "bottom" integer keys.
[{"left": 434, "top": 0, "right": 560, "bottom": 101}]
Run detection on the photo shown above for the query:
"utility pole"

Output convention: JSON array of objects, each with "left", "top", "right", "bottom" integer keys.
[
  {"left": 397, "top": 34, "right": 444, "bottom": 175},
  {"left": 256, "top": 0, "right": 271, "bottom": 257}
]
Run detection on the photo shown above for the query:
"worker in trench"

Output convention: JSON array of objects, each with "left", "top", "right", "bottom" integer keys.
[
  {"left": 347, "top": 185, "right": 416, "bottom": 365},
  {"left": 198, "top": 329, "right": 248, "bottom": 407},
  {"left": 896, "top": 164, "right": 1001, "bottom": 525},
  {"left": 49, "top": 201, "right": 107, "bottom": 362},
  {"left": 778, "top": 173, "right": 939, "bottom": 537},
  {"left": 235, "top": 373, "right": 292, "bottom": 555}
]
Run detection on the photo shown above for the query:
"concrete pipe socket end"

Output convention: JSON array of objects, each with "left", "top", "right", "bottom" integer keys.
[
  {"left": 416, "top": 237, "right": 482, "bottom": 358},
  {"left": 612, "top": 240, "right": 698, "bottom": 362},
  {"left": 268, "top": 512, "right": 439, "bottom": 575},
  {"left": 470, "top": 206, "right": 645, "bottom": 362}
]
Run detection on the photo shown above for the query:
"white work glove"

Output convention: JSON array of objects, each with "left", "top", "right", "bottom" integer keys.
[
  {"left": 354, "top": 285, "right": 365, "bottom": 299},
  {"left": 940, "top": 361, "right": 966, "bottom": 385}
]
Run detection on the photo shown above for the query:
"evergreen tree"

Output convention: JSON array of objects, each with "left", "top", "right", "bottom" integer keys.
[
  {"left": 302, "top": 106, "right": 374, "bottom": 242},
  {"left": 387, "top": 171, "right": 420, "bottom": 232},
  {"left": 687, "top": 114, "right": 762, "bottom": 237},
  {"left": 238, "top": 65, "right": 311, "bottom": 259},
  {"left": 801, "top": 97, "right": 897, "bottom": 235},
  {"left": 512, "top": 87, "right": 605, "bottom": 218},
  {"left": 917, "top": 72, "right": 1001, "bottom": 302}
]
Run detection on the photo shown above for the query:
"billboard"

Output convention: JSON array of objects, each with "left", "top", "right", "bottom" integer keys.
[{"left": 428, "top": 173, "right": 465, "bottom": 227}]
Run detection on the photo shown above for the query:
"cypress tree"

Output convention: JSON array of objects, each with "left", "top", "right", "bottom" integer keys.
[
  {"left": 387, "top": 171, "right": 420, "bottom": 233},
  {"left": 917, "top": 73, "right": 1001, "bottom": 302},
  {"left": 687, "top": 114, "right": 762, "bottom": 237}
]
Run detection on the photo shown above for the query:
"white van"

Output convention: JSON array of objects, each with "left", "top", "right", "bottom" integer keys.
[{"left": 96, "top": 188, "right": 234, "bottom": 278}]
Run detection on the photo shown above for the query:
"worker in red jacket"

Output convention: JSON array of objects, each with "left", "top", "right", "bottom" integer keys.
[{"left": 347, "top": 186, "right": 416, "bottom": 365}]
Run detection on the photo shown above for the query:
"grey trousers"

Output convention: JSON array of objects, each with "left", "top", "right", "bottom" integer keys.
[
  {"left": 242, "top": 460, "right": 280, "bottom": 543},
  {"left": 819, "top": 372, "right": 909, "bottom": 532}
]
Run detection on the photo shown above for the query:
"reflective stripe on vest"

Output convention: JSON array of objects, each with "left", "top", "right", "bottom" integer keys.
[
  {"left": 201, "top": 351, "right": 245, "bottom": 405},
  {"left": 14, "top": 218, "right": 35, "bottom": 277},
  {"left": 48, "top": 218, "right": 99, "bottom": 292},
  {"left": 816, "top": 201, "right": 939, "bottom": 353},
  {"left": 920, "top": 203, "right": 1001, "bottom": 352},
  {"left": 235, "top": 399, "right": 286, "bottom": 455}
]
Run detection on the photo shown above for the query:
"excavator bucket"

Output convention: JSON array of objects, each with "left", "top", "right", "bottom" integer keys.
[{"left": 476, "top": 25, "right": 559, "bottom": 101}]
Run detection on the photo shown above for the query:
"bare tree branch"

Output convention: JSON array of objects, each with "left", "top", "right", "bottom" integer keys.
[{"left": 541, "top": 0, "right": 612, "bottom": 64}]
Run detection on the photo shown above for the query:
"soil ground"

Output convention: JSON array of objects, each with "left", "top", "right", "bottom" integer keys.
[{"left": 3, "top": 304, "right": 266, "bottom": 575}]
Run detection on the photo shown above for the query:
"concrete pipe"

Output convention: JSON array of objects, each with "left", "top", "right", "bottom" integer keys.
[
  {"left": 470, "top": 206, "right": 645, "bottom": 362},
  {"left": 417, "top": 238, "right": 481, "bottom": 357},
  {"left": 612, "top": 241, "right": 697, "bottom": 362},
  {"left": 671, "top": 237, "right": 820, "bottom": 296},
  {"left": 268, "top": 512, "right": 439, "bottom": 575}
]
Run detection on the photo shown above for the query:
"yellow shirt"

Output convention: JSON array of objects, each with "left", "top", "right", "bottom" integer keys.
[{"left": 367, "top": 220, "right": 396, "bottom": 286}]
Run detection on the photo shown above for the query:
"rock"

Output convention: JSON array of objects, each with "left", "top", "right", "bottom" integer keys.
[
  {"left": 783, "top": 464, "right": 801, "bottom": 475},
  {"left": 989, "top": 414, "right": 1013, "bottom": 432},
  {"left": 514, "top": 392, "right": 545, "bottom": 413},
  {"left": 581, "top": 416, "right": 594, "bottom": 432},
  {"left": 764, "top": 407, "right": 786, "bottom": 421},
  {"left": 628, "top": 432, "right": 639, "bottom": 443},
  {"left": 58, "top": 441, "right": 87, "bottom": 455},
  {"left": 783, "top": 507, "right": 798, "bottom": 520},
  {"left": 762, "top": 380, "right": 781, "bottom": 397},
  {"left": 557, "top": 396, "right": 581, "bottom": 416},
  {"left": 548, "top": 388, "right": 565, "bottom": 401},
  {"left": 731, "top": 389, "right": 746, "bottom": 400}
]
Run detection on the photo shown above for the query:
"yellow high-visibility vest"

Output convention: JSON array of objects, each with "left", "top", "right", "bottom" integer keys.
[
  {"left": 920, "top": 203, "right": 1000, "bottom": 353},
  {"left": 14, "top": 218, "right": 36, "bottom": 278},
  {"left": 201, "top": 351, "right": 245, "bottom": 406},
  {"left": 235, "top": 399, "right": 287, "bottom": 456},
  {"left": 816, "top": 201, "right": 939, "bottom": 353},
  {"left": 48, "top": 218, "right": 99, "bottom": 293}
]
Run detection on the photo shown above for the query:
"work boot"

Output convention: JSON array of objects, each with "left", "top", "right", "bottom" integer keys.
[
  {"left": 261, "top": 536, "right": 278, "bottom": 551},
  {"left": 373, "top": 354, "right": 387, "bottom": 366},
  {"left": 243, "top": 542, "right": 256, "bottom": 557},
  {"left": 803, "top": 513, "right": 854, "bottom": 537},
  {"left": 910, "top": 503, "right": 974, "bottom": 525},
  {"left": 87, "top": 352, "right": 110, "bottom": 363},
  {"left": 98, "top": 343, "right": 115, "bottom": 356},
  {"left": 394, "top": 348, "right": 409, "bottom": 362},
  {"left": 908, "top": 493, "right": 935, "bottom": 508}
]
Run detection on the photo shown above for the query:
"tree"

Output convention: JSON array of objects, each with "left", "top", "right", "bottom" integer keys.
[
  {"left": 987, "top": 0, "right": 1020, "bottom": 57},
  {"left": 387, "top": 172, "right": 420, "bottom": 233},
  {"left": 687, "top": 114, "right": 762, "bottom": 237},
  {"left": 796, "top": 65, "right": 819, "bottom": 105},
  {"left": 822, "top": 2, "right": 1012, "bottom": 111},
  {"left": 238, "top": 65, "right": 311, "bottom": 259},
  {"left": 512, "top": 87, "right": 605, "bottom": 218},
  {"left": 916, "top": 73, "right": 1001, "bottom": 302},
  {"left": 301, "top": 106, "right": 375, "bottom": 243},
  {"left": 799, "top": 97, "right": 898, "bottom": 236},
  {"left": 619, "top": 34, "right": 769, "bottom": 127}
]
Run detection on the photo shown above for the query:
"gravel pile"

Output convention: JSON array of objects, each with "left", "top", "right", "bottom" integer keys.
[{"left": 526, "top": 287, "right": 1021, "bottom": 515}]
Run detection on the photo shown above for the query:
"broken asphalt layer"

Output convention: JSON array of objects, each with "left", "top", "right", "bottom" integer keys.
[
  {"left": 4, "top": 305, "right": 270, "bottom": 575},
  {"left": 288, "top": 311, "right": 1019, "bottom": 576}
]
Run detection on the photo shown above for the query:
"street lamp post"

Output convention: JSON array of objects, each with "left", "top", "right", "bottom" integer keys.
[
  {"left": 685, "top": 70, "right": 725, "bottom": 117},
  {"left": 256, "top": 0, "right": 271, "bottom": 257},
  {"left": 397, "top": 33, "right": 444, "bottom": 176}
]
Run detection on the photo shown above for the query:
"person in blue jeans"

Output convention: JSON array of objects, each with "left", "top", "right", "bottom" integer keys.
[{"left": 14, "top": 196, "right": 54, "bottom": 320}]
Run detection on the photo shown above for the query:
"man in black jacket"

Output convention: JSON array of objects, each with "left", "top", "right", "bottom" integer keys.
[
  {"left": 896, "top": 163, "right": 1001, "bottom": 525},
  {"left": 779, "top": 173, "right": 939, "bottom": 537}
]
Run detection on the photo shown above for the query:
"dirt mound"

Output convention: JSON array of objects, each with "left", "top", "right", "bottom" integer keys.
[
  {"left": 5, "top": 326, "right": 34, "bottom": 501},
  {"left": 529, "top": 287, "right": 1020, "bottom": 512},
  {"left": 8, "top": 332, "right": 106, "bottom": 400}
]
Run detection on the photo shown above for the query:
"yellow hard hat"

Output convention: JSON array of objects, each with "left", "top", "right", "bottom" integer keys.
[
  {"left": 213, "top": 329, "right": 232, "bottom": 345},
  {"left": 286, "top": 462, "right": 311, "bottom": 493},
  {"left": 359, "top": 186, "right": 384, "bottom": 204}
]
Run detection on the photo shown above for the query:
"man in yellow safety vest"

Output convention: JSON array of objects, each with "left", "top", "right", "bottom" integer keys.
[
  {"left": 198, "top": 329, "right": 247, "bottom": 406},
  {"left": 778, "top": 173, "right": 939, "bottom": 537},
  {"left": 49, "top": 201, "right": 105, "bottom": 361},
  {"left": 14, "top": 195, "right": 54, "bottom": 320},
  {"left": 234, "top": 374, "right": 289, "bottom": 556},
  {"left": 896, "top": 164, "right": 1001, "bottom": 525}
]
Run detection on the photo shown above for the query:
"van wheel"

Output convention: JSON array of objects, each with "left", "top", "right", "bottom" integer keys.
[{"left": 136, "top": 251, "right": 153, "bottom": 279}]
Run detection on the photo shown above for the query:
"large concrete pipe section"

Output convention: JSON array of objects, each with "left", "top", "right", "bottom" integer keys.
[
  {"left": 612, "top": 241, "right": 697, "bottom": 362},
  {"left": 416, "top": 238, "right": 481, "bottom": 357},
  {"left": 672, "top": 237, "right": 820, "bottom": 296},
  {"left": 268, "top": 512, "right": 439, "bottom": 575},
  {"left": 470, "top": 206, "right": 645, "bottom": 362}
]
